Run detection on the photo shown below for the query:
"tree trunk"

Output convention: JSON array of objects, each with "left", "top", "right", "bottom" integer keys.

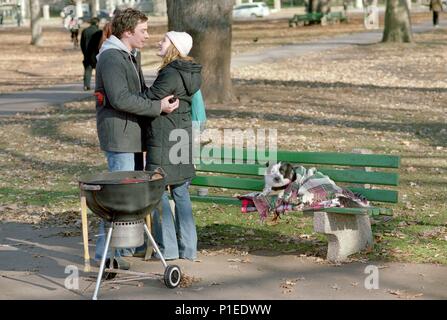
[
  {"left": 317, "top": 0, "right": 331, "bottom": 14},
  {"left": 91, "top": 0, "right": 99, "bottom": 18},
  {"left": 153, "top": 0, "right": 167, "bottom": 16},
  {"left": 306, "top": 0, "right": 319, "bottom": 13},
  {"left": 167, "top": 0, "right": 235, "bottom": 104},
  {"left": 274, "top": 0, "right": 281, "bottom": 11},
  {"left": 29, "top": 0, "right": 42, "bottom": 46},
  {"left": 382, "top": 0, "right": 413, "bottom": 43},
  {"left": 306, "top": 0, "right": 330, "bottom": 14}
]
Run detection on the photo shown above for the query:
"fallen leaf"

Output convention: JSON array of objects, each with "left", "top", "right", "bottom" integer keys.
[
  {"left": 331, "top": 284, "right": 340, "bottom": 290},
  {"left": 386, "top": 289, "right": 424, "bottom": 299},
  {"left": 179, "top": 273, "right": 202, "bottom": 288}
]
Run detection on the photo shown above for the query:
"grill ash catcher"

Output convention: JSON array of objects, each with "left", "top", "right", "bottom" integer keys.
[{"left": 79, "top": 168, "right": 181, "bottom": 300}]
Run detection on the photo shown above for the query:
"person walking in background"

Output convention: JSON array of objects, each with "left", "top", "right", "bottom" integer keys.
[
  {"left": 94, "top": 8, "right": 179, "bottom": 269},
  {"left": 68, "top": 15, "right": 81, "bottom": 47},
  {"left": 16, "top": 7, "right": 22, "bottom": 27},
  {"left": 145, "top": 31, "right": 202, "bottom": 261},
  {"left": 430, "top": 0, "right": 443, "bottom": 27},
  {"left": 80, "top": 17, "right": 100, "bottom": 91}
]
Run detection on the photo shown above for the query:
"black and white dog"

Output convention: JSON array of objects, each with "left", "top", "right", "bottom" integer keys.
[{"left": 262, "top": 161, "right": 297, "bottom": 196}]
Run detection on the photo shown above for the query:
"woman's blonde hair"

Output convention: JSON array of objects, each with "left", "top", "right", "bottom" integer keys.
[
  {"left": 159, "top": 43, "right": 193, "bottom": 70},
  {"left": 99, "top": 22, "right": 113, "bottom": 50}
]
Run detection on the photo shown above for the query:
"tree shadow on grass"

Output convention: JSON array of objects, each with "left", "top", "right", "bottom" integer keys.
[
  {"left": 0, "top": 147, "right": 105, "bottom": 176},
  {"left": 208, "top": 108, "right": 446, "bottom": 148},
  {"left": 233, "top": 78, "right": 447, "bottom": 94},
  {"left": 197, "top": 223, "right": 327, "bottom": 259},
  {"left": 0, "top": 187, "right": 79, "bottom": 207},
  {"left": 29, "top": 114, "right": 98, "bottom": 149}
]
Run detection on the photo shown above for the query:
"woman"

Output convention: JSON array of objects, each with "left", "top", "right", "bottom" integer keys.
[{"left": 145, "top": 31, "right": 202, "bottom": 260}]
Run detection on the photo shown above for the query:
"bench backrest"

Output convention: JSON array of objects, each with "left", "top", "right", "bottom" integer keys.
[{"left": 190, "top": 148, "right": 400, "bottom": 204}]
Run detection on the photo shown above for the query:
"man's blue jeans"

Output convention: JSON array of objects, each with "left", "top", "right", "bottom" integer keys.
[
  {"left": 94, "top": 151, "right": 136, "bottom": 262},
  {"left": 152, "top": 181, "right": 197, "bottom": 260}
]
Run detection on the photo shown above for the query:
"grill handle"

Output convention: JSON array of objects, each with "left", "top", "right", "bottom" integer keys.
[
  {"left": 80, "top": 183, "right": 102, "bottom": 191},
  {"left": 150, "top": 167, "right": 166, "bottom": 180}
]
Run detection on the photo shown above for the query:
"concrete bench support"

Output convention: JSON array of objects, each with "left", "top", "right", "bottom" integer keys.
[{"left": 313, "top": 211, "right": 373, "bottom": 262}]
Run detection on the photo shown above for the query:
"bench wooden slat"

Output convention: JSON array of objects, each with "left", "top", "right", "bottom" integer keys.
[
  {"left": 196, "top": 163, "right": 262, "bottom": 176},
  {"left": 349, "top": 187, "right": 398, "bottom": 203},
  {"left": 276, "top": 151, "right": 400, "bottom": 168},
  {"left": 190, "top": 194, "right": 393, "bottom": 217},
  {"left": 191, "top": 175, "right": 398, "bottom": 203},
  {"left": 314, "top": 169, "right": 398, "bottom": 186},
  {"left": 198, "top": 148, "right": 400, "bottom": 168},
  {"left": 190, "top": 195, "right": 240, "bottom": 205},
  {"left": 191, "top": 175, "right": 264, "bottom": 191},
  {"left": 303, "top": 207, "right": 392, "bottom": 216},
  {"left": 195, "top": 164, "right": 399, "bottom": 186}
]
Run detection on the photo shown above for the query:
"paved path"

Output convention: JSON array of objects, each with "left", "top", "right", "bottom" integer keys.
[
  {"left": 1, "top": 223, "right": 446, "bottom": 300},
  {"left": 0, "top": 18, "right": 444, "bottom": 115},
  {"left": 0, "top": 83, "right": 91, "bottom": 115},
  {"left": 231, "top": 20, "right": 444, "bottom": 68}
]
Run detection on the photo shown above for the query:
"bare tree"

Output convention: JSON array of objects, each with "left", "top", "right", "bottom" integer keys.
[
  {"left": 306, "top": 0, "right": 331, "bottom": 13},
  {"left": 30, "top": 0, "right": 43, "bottom": 46},
  {"left": 382, "top": 0, "right": 413, "bottom": 42},
  {"left": 91, "top": 0, "right": 99, "bottom": 17},
  {"left": 166, "top": 0, "right": 235, "bottom": 103},
  {"left": 153, "top": 0, "right": 167, "bottom": 16}
]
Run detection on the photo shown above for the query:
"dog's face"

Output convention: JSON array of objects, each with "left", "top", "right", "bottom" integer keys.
[{"left": 264, "top": 162, "right": 296, "bottom": 189}]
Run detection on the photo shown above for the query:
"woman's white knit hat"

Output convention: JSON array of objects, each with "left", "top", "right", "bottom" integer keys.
[{"left": 166, "top": 31, "right": 193, "bottom": 57}]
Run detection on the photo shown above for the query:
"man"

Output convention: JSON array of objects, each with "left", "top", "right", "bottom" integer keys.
[
  {"left": 94, "top": 8, "right": 179, "bottom": 269},
  {"left": 80, "top": 17, "right": 100, "bottom": 91},
  {"left": 430, "top": 0, "right": 443, "bottom": 27}
]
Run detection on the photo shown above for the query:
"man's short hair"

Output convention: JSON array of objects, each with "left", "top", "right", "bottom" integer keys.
[
  {"left": 90, "top": 17, "right": 99, "bottom": 25},
  {"left": 112, "top": 8, "right": 148, "bottom": 39}
]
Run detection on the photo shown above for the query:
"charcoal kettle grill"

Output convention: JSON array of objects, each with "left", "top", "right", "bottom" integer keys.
[{"left": 79, "top": 168, "right": 181, "bottom": 300}]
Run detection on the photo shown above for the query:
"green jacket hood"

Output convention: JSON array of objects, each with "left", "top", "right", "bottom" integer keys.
[{"left": 168, "top": 59, "right": 202, "bottom": 96}]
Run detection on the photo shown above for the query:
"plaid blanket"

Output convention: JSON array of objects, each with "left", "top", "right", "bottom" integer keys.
[{"left": 238, "top": 165, "right": 369, "bottom": 221}]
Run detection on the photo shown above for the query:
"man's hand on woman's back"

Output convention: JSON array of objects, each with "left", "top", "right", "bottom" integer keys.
[{"left": 161, "top": 95, "right": 179, "bottom": 114}]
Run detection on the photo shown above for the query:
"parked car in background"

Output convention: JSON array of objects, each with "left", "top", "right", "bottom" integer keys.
[{"left": 233, "top": 2, "right": 270, "bottom": 19}]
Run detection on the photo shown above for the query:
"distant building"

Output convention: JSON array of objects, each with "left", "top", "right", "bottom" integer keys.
[{"left": 0, "top": 0, "right": 26, "bottom": 21}]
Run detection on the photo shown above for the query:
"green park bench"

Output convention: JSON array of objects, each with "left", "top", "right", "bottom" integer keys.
[
  {"left": 288, "top": 12, "right": 324, "bottom": 27},
  {"left": 325, "top": 11, "right": 349, "bottom": 24},
  {"left": 189, "top": 148, "right": 400, "bottom": 262},
  {"left": 289, "top": 11, "right": 348, "bottom": 27}
]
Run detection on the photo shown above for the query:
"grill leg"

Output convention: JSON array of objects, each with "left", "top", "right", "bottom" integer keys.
[
  {"left": 143, "top": 223, "right": 168, "bottom": 268},
  {"left": 92, "top": 226, "right": 113, "bottom": 300},
  {"left": 80, "top": 194, "right": 90, "bottom": 272}
]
